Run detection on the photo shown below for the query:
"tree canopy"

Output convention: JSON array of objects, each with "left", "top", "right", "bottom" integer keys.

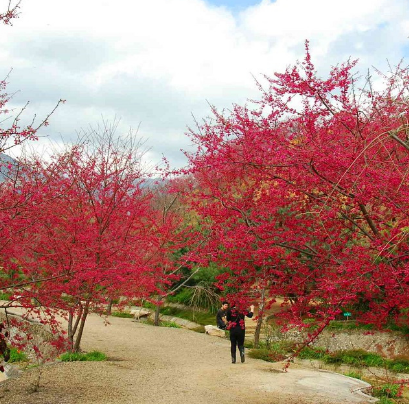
[{"left": 183, "top": 42, "right": 409, "bottom": 339}]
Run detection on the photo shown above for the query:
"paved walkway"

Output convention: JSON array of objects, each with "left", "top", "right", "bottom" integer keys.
[{"left": 0, "top": 313, "right": 376, "bottom": 403}]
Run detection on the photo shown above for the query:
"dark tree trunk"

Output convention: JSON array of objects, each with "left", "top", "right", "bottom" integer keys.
[
  {"left": 254, "top": 288, "right": 266, "bottom": 348},
  {"left": 106, "top": 299, "right": 113, "bottom": 315},
  {"left": 73, "top": 300, "right": 90, "bottom": 352},
  {"left": 154, "top": 300, "right": 161, "bottom": 326},
  {"left": 68, "top": 304, "right": 83, "bottom": 352}
]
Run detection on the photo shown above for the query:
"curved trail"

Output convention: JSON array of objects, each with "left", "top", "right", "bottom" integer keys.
[{"left": 0, "top": 314, "right": 374, "bottom": 404}]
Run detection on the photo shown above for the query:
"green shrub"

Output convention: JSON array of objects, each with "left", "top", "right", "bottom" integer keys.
[
  {"left": 300, "top": 348, "right": 409, "bottom": 374},
  {"left": 384, "top": 322, "right": 409, "bottom": 334},
  {"left": 190, "top": 263, "right": 223, "bottom": 285},
  {"left": 362, "top": 353, "right": 385, "bottom": 367},
  {"left": 270, "top": 341, "right": 296, "bottom": 354},
  {"left": 298, "top": 346, "right": 327, "bottom": 360},
  {"left": 160, "top": 306, "right": 181, "bottom": 316},
  {"left": 377, "top": 398, "right": 394, "bottom": 404},
  {"left": 142, "top": 301, "right": 216, "bottom": 324},
  {"left": 85, "top": 351, "right": 107, "bottom": 361},
  {"left": 372, "top": 383, "right": 401, "bottom": 399},
  {"left": 318, "top": 349, "right": 385, "bottom": 368},
  {"left": 167, "top": 288, "right": 194, "bottom": 305},
  {"left": 248, "top": 348, "right": 275, "bottom": 362},
  {"left": 158, "top": 306, "right": 215, "bottom": 326},
  {"left": 254, "top": 341, "right": 409, "bottom": 378},
  {"left": 111, "top": 311, "right": 133, "bottom": 318},
  {"left": 59, "top": 350, "right": 107, "bottom": 362},
  {"left": 142, "top": 301, "right": 156, "bottom": 310},
  {"left": 251, "top": 348, "right": 288, "bottom": 362},
  {"left": 248, "top": 344, "right": 290, "bottom": 363},
  {"left": 9, "top": 347, "right": 28, "bottom": 363},
  {"left": 59, "top": 352, "right": 84, "bottom": 362}
]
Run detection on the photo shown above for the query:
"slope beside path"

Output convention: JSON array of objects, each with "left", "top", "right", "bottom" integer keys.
[{"left": 0, "top": 313, "right": 376, "bottom": 403}]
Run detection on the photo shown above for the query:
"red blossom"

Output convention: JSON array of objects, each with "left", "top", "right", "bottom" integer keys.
[{"left": 182, "top": 42, "right": 409, "bottom": 340}]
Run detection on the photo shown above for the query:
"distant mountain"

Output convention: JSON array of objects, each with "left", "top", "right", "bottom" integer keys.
[
  {"left": 0, "top": 153, "right": 18, "bottom": 182},
  {"left": 140, "top": 177, "right": 166, "bottom": 189},
  {"left": 0, "top": 155, "right": 167, "bottom": 188}
]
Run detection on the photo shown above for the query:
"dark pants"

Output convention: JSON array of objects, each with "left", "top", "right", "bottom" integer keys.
[{"left": 230, "top": 328, "right": 245, "bottom": 357}]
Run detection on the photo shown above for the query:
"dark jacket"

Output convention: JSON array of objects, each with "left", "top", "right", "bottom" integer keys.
[
  {"left": 216, "top": 308, "right": 227, "bottom": 329},
  {"left": 226, "top": 307, "right": 253, "bottom": 333}
]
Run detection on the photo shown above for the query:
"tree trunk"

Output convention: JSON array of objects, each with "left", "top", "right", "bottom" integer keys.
[
  {"left": 73, "top": 300, "right": 90, "bottom": 352},
  {"left": 254, "top": 287, "right": 266, "bottom": 348},
  {"left": 106, "top": 299, "right": 113, "bottom": 315},
  {"left": 154, "top": 296, "right": 163, "bottom": 326},
  {"left": 68, "top": 305, "right": 83, "bottom": 352},
  {"left": 68, "top": 311, "right": 74, "bottom": 350},
  {"left": 154, "top": 303, "right": 161, "bottom": 326},
  {"left": 254, "top": 312, "right": 264, "bottom": 348}
]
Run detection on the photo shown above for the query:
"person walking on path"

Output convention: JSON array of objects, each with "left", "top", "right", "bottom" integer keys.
[
  {"left": 226, "top": 303, "right": 254, "bottom": 363},
  {"left": 216, "top": 301, "right": 229, "bottom": 330}
]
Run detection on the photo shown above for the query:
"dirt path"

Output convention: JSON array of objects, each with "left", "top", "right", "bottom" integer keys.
[{"left": 0, "top": 313, "right": 375, "bottom": 404}]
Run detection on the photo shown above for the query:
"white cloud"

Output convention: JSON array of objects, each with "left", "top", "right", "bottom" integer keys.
[{"left": 0, "top": 0, "right": 408, "bottom": 168}]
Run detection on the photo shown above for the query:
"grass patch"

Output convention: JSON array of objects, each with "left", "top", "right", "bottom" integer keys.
[
  {"left": 160, "top": 321, "right": 182, "bottom": 328},
  {"left": 59, "top": 350, "right": 107, "bottom": 362},
  {"left": 254, "top": 344, "right": 409, "bottom": 376},
  {"left": 0, "top": 292, "right": 11, "bottom": 300},
  {"left": 111, "top": 311, "right": 133, "bottom": 318},
  {"left": 248, "top": 348, "right": 288, "bottom": 362},
  {"left": 300, "top": 348, "right": 386, "bottom": 367},
  {"left": 387, "top": 357, "right": 409, "bottom": 373},
  {"left": 344, "top": 371, "right": 362, "bottom": 379},
  {"left": 139, "top": 318, "right": 183, "bottom": 329},
  {"left": 298, "top": 346, "right": 327, "bottom": 360}
]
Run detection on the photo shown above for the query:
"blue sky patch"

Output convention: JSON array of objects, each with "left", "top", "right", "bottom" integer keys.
[{"left": 206, "top": 0, "right": 263, "bottom": 11}]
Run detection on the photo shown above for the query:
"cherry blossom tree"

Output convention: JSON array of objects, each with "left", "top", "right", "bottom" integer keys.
[
  {"left": 1, "top": 123, "right": 181, "bottom": 351},
  {"left": 147, "top": 178, "right": 207, "bottom": 325},
  {"left": 0, "top": 0, "right": 64, "bottom": 370},
  {"left": 183, "top": 42, "right": 409, "bottom": 347}
]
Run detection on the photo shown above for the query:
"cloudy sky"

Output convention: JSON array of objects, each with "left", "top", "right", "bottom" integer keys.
[{"left": 1, "top": 0, "right": 409, "bottom": 169}]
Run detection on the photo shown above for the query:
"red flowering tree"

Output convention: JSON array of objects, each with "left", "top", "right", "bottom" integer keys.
[
  {"left": 0, "top": 0, "right": 65, "bottom": 369},
  {"left": 147, "top": 178, "right": 208, "bottom": 325},
  {"left": 0, "top": 124, "right": 178, "bottom": 351},
  {"left": 184, "top": 42, "right": 409, "bottom": 346}
]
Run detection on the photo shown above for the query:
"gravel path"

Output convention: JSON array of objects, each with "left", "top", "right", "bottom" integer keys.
[{"left": 0, "top": 314, "right": 375, "bottom": 404}]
